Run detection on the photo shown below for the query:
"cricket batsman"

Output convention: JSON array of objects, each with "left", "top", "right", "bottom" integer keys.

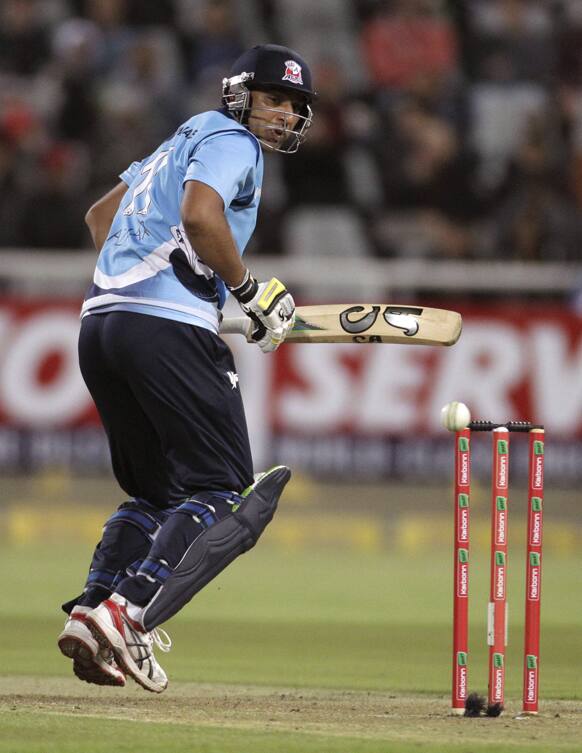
[{"left": 57, "top": 44, "right": 316, "bottom": 692}]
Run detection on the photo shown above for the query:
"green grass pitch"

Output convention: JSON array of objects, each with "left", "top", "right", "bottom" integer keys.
[{"left": 1, "top": 516, "right": 581, "bottom": 752}]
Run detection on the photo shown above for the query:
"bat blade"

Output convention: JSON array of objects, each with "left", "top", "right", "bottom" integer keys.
[{"left": 220, "top": 304, "right": 462, "bottom": 346}]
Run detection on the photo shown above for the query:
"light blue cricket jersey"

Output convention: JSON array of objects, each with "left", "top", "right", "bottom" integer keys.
[{"left": 81, "top": 109, "right": 264, "bottom": 333}]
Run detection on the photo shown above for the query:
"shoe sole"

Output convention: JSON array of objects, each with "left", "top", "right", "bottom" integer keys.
[
  {"left": 58, "top": 633, "right": 94, "bottom": 661},
  {"left": 58, "top": 628, "right": 125, "bottom": 687},
  {"left": 73, "top": 659, "right": 126, "bottom": 687},
  {"left": 86, "top": 613, "right": 167, "bottom": 694}
]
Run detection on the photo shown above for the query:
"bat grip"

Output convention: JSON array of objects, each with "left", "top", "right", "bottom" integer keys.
[{"left": 219, "top": 316, "right": 253, "bottom": 340}]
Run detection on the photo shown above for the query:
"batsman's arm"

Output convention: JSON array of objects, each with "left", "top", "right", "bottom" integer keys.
[
  {"left": 181, "top": 180, "right": 247, "bottom": 288},
  {"left": 85, "top": 181, "right": 128, "bottom": 252},
  {"left": 181, "top": 180, "right": 295, "bottom": 353}
]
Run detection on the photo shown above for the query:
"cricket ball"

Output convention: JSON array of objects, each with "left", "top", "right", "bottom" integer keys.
[{"left": 440, "top": 401, "right": 471, "bottom": 432}]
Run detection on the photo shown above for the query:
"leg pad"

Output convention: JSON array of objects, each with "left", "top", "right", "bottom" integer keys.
[{"left": 142, "top": 466, "right": 291, "bottom": 629}]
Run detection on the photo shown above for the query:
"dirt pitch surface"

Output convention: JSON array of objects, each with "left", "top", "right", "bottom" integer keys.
[{"left": 1, "top": 677, "right": 581, "bottom": 750}]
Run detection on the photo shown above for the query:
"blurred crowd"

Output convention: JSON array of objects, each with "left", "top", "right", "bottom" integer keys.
[{"left": 2, "top": 0, "right": 582, "bottom": 261}]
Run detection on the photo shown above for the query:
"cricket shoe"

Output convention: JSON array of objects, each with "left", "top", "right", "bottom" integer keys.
[
  {"left": 58, "top": 605, "right": 126, "bottom": 687},
  {"left": 86, "top": 593, "right": 171, "bottom": 694}
]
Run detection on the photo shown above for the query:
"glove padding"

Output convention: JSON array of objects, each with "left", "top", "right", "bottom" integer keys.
[{"left": 229, "top": 273, "right": 295, "bottom": 353}]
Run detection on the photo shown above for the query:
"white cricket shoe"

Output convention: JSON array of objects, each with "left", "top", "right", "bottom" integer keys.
[
  {"left": 86, "top": 593, "right": 171, "bottom": 693},
  {"left": 58, "top": 605, "right": 126, "bottom": 687}
]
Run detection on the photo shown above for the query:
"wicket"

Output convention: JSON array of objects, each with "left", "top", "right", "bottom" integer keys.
[{"left": 451, "top": 421, "right": 545, "bottom": 717}]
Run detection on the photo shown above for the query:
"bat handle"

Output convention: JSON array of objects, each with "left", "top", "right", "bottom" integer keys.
[{"left": 219, "top": 316, "right": 253, "bottom": 340}]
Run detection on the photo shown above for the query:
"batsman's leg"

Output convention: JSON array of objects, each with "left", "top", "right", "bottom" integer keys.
[
  {"left": 140, "top": 466, "right": 291, "bottom": 629},
  {"left": 86, "top": 466, "right": 290, "bottom": 692},
  {"left": 58, "top": 498, "right": 171, "bottom": 685}
]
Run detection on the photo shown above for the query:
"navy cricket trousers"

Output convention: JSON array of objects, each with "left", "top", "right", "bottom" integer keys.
[{"left": 78, "top": 311, "right": 254, "bottom": 507}]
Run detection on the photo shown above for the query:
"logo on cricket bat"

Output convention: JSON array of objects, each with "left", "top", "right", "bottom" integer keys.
[{"left": 339, "top": 305, "right": 420, "bottom": 337}]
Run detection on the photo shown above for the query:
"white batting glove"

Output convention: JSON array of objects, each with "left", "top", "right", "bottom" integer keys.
[{"left": 228, "top": 271, "right": 295, "bottom": 353}]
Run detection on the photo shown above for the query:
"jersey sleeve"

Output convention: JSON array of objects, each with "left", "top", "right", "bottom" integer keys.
[
  {"left": 184, "top": 131, "right": 260, "bottom": 208},
  {"left": 119, "top": 160, "right": 143, "bottom": 186}
]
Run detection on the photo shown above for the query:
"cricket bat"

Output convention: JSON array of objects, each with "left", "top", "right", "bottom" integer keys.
[{"left": 219, "top": 304, "right": 462, "bottom": 346}]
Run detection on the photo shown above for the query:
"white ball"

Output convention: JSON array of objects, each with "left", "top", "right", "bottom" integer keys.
[{"left": 440, "top": 401, "right": 471, "bottom": 432}]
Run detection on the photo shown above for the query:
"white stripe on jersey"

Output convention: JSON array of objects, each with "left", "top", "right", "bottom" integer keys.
[
  {"left": 93, "top": 240, "right": 176, "bottom": 289},
  {"left": 81, "top": 295, "right": 220, "bottom": 330}
]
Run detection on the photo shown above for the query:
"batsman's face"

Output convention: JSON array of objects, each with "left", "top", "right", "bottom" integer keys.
[{"left": 247, "top": 89, "right": 302, "bottom": 151}]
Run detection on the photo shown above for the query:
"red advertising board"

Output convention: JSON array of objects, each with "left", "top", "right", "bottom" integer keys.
[
  {"left": 0, "top": 299, "right": 580, "bottom": 478},
  {"left": 0, "top": 300, "right": 98, "bottom": 427},
  {"left": 270, "top": 304, "right": 582, "bottom": 437}
]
